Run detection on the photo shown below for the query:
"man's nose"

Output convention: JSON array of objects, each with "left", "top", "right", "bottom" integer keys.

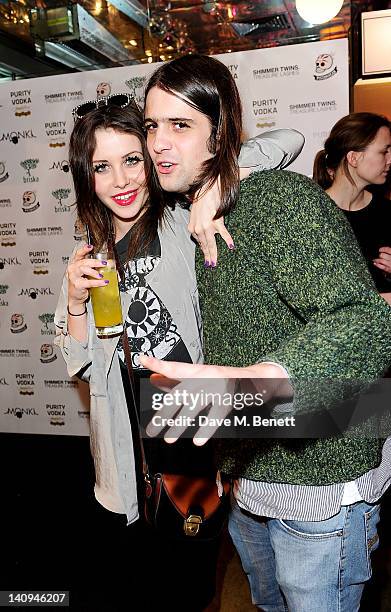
[{"left": 151, "top": 125, "right": 172, "bottom": 153}]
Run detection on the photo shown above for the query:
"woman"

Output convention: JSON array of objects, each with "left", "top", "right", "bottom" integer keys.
[
  {"left": 313, "top": 112, "right": 391, "bottom": 301},
  {"left": 55, "top": 99, "right": 218, "bottom": 611},
  {"left": 54, "top": 97, "right": 302, "bottom": 610}
]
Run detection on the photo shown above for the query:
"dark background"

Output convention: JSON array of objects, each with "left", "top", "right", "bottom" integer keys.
[{"left": 2, "top": 432, "right": 391, "bottom": 611}]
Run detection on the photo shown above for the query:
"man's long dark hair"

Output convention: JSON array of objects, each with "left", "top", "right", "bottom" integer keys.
[
  {"left": 145, "top": 54, "right": 243, "bottom": 217},
  {"left": 69, "top": 104, "right": 167, "bottom": 261}
]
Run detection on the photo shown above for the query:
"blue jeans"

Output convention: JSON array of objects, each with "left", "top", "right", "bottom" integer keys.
[{"left": 228, "top": 497, "right": 380, "bottom": 612}]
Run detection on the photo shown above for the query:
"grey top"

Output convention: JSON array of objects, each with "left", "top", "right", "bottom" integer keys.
[{"left": 54, "top": 206, "right": 202, "bottom": 524}]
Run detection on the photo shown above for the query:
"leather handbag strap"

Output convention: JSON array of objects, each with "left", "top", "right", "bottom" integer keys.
[{"left": 122, "top": 327, "right": 150, "bottom": 481}]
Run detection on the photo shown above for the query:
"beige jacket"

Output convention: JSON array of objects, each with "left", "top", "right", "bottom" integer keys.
[{"left": 54, "top": 206, "right": 203, "bottom": 524}]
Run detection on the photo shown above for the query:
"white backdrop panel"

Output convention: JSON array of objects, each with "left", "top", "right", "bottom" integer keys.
[{"left": 0, "top": 39, "right": 349, "bottom": 435}]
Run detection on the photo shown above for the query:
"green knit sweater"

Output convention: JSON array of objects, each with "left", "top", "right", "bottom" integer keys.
[{"left": 197, "top": 170, "right": 391, "bottom": 485}]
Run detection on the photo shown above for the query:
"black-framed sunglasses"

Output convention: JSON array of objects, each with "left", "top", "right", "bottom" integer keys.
[{"left": 72, "top": 93, "right": 139, "bottom": 121}]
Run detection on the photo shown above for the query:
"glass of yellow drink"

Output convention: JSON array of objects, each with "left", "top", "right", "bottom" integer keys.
[{"left": 89, "top": 252, "right": 123, "bottom": 337}]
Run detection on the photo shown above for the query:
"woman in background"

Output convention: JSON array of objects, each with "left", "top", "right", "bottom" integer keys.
[{"left": 313, "top": 112, "right": 391, "bottom": 301}]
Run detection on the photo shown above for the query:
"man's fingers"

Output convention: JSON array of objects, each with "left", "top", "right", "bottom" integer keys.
[
  {"left": 139, "top": 355, "right": 191, "bottom": 379},
  {"left": 150, "top": 373, "right": 180, "bottom": 392}
]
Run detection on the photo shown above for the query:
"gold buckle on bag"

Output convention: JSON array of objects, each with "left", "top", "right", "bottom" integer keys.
[{"left": 184, "top": 514, "right": 202, "bottom": 536}]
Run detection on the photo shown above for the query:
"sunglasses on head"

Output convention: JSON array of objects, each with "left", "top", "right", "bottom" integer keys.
[{"left": 72, "top": 93, "right": 139, "bottom": 121}]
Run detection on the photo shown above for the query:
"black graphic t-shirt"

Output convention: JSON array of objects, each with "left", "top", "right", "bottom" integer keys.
[
  {"left": 115, "top": 229, "right": 191, "bottom": 370},
  {"left": 114, "top": 229, "right": 213, "bottom": 479}
]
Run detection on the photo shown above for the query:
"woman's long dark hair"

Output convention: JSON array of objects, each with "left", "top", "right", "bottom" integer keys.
[
  {"left": 145, "top": 54, "right": 242, "bottom": 218},
  {"left": 69, "top": 104, "right": 168, "bottom": 261},
  {"left": 313, "top": 112, "right": 391, "bottom": 189}
]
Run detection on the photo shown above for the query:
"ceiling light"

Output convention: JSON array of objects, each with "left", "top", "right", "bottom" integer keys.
[
  {"left": 296, "top": 0, "right": 343, "bottom": 25},
  {"left": 129, "top": 39, "right": 138, "bottom": 46},
  {"left": 147, "top": 56, "right": 153, "bottom": 63}
]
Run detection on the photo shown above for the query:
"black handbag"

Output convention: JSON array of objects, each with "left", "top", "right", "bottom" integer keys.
[{"left": 122, "top": 330, "right": 230, "bottom": 540}]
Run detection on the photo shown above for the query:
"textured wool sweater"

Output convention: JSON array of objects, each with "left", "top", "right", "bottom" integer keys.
[{"left": 197, "top": 170, "right": 391, "bottom": 485}]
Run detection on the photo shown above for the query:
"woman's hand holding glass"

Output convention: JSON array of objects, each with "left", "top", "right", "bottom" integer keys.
[{"left": 66, "top": 244, "right": 109, "bottom": 309}]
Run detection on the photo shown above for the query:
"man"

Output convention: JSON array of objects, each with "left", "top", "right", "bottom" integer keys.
[{"left": 140, "top": 54, "right": 391, "bottom": 611}]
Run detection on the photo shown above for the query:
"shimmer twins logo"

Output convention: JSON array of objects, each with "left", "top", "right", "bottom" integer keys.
[
  {"left": 10, "top": 314, "right": 27, "bottom": 334},
  {"left": 314, "top": 54, "right": 337, "bottom": 81},
  {"left": 253, "top": 64, "right": 299, "bottom": 80},
  {"left": 22, "top": 191, "right": 40, "bottom": 213},
  {"left": 97, "top": 82, "right": 111, "bottom": 97},
  {"left": 44, "top": 90, "right": 83, "bottom": 104},
  {"left": 40, "top": 343, "right": 57, "bottom": 363}
]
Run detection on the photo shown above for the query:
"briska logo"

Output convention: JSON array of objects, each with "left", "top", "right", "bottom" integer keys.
[
  {"left": 29, "top": 250, "right": 50, "bottom": 275},
  {"left": 15, "top": 373, "right": 35, "bottom": 395},
  {"left": 97, "top": 82, "right": 111, "bottom": 97},
  {"left": 20, "top": 159, "right": 39, "bottom": 183},
  {"left": 39, "top": 313, "right": 55, "bottom": 335},
  {"left": 40, "top": 343, "right": 57, "bottom": 363},
  {"left": 19, "top": 287, "right": 54, "bottom": 299},
  {"left": 10, "top": 89, "right": 32, "bottom": 117},
  {"left": 314, "top": 54, "right": 337, "bottom": 81},
  {"left": 4, "top": 407, "right": 39, "bottom": 419},
  {"left": 49, "top": 160, "right": 70, "bottom": 173},
  {"left": 0, "top": 284, "right": 8, "bottom": 306},
  {"left": 10, "top": 313, "right": 27, "bottom": 334},
  {"left": 22, "top": 191, "right": 40, "bottom": 213},
  {"left": 52, "top": 188, "right": 71, "bottom": 212},
  {"left": 45, "top": 121, "right": 67, "bottom": 148},
  {"left": 0, "top": 162, "right": 9, "bottom": 182},
  {"left": 0, "top": 223, "right": 16, "bottom": 247},
  {"left": 1, "top": 130, "right": 36, "bottom": 144},
  {"left": 125, "top": 76, "right": 146, "bottom": 106}
]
